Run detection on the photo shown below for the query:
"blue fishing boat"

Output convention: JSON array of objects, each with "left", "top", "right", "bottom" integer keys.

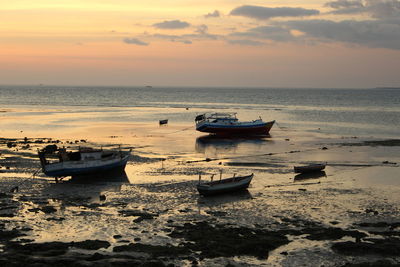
[{"left": 38, "top": 145, "right": 130, "bottom": 178}]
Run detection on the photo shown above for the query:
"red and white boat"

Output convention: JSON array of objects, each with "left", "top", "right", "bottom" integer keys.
[{"left": 195, "top": 113, "right": 274, "bottom": 135}]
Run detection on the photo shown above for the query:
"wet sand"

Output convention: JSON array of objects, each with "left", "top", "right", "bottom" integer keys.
[{"left": 1, "top": 106, "right": 400, "bottom": 266}]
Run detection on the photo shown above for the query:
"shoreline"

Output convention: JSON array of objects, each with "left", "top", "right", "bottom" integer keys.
[{"left": 1, "top": 127, "right": 399, "bottom": 266}]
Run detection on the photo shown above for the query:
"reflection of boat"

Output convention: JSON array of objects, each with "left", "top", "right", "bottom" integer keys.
[
  {"left": 70, "top": 170, "right": 129, "bottom": 183},
  {"left": 159, "top": 119, "right": 168, "bottom": 125},
  {"left": 197, "top": 173, "right": 253, "bottom": 196},
  {"left": 38, "top": 145, "right": 130, "bottom": 179},
  {"left": 198, "top": 190, "right": 252, "bottom": 206},
  {"left": 294, "top": 171, "right": 326, "bottom": 181},
  {"left": 195, "top": 113, "right": 274, "bottom": 135},
  {"left": 294, "top": 163, "right": 326, "bottom": 173},
  {"left": 195, "top": 134, "right": 269, "bottom": 154}
]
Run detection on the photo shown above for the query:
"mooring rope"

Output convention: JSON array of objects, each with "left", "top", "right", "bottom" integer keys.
[
  {"left": 184, "top": 148, "right": 317, "bottom": 164},
  {"left": 8, "top": 167, "right": 42, "bottom": 193},
  {"left": 274, "top": 121, "right": 289, "bottom": 131},
  {"left": 165, "top": 126, "right": 194, "bottom": 135}
]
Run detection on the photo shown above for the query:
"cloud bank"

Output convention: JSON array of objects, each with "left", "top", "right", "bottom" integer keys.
[
  {"left": 152, "top": 20, "right": 190, "bottom": 29},
  {"left": 204, "top": 10, "right": 220, "bottom": 18},
  {"left": 123, "top": 38, "right": 149, "bottom": 46},
  {"left": 285, "top": 18, "right": 400, "bottom": 50},
  {"left": 230, "top": 5, "right": 320, "bottom": 20},
  {"left": 325, "top": 0, "right": 400, "bottom": 18},
  {"left": 122, "top": 1, "right": 400, "bottom": 51}
]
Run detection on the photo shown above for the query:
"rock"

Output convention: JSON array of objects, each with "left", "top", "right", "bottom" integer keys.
[
  {"left": 5, "top": 241, "right": 70, "bottom": 255},
  {"left": 45, "top": 217, "right": 65, "bottom": 222},
  {"left": 303, "top": 227, "right": 367, "bottom": 241},
  {"left": 341, "top": 260, "right": 400, "bottom": 267},
  {"left": 332, "top": 238, "right": 400, "bottom": 256},
  {"left": 382, "top": 161, "right": 397, "bottom": 165},
  {"left": 141, "top": 261, "right": 167, "bottom": 267},
  {"left": 7, "top": 142, "right": 15, "bottom": 148},
  {"left": 365, "top": 208, "right": 378, "bottom": 215},
  {"left": 0, "top": 193, "right": 12, "bottom": 198},
  {"left": 169, "top": 221, "right": 289, "bottom": 259},
  {"left": 205, "top": 210, "right": 227, "bottom": 216},
  {"left": 87, "top": 252, "right": 106, "bottom": 261},
  {"left": 72, "top": 240, "right": 111, "bottom": 250},
  {"left": 0, "top": 229, "right": 25, "bottom": 241},
  {"left": 43, "top": 144, "right": 57, "bottom": 153},
  {"left": 113, "top": 243, "right": 190, "bottom": 257},
  {"left": 119, "top": 210, "right": 158, "bottom": 218},
  {"left": 28, "top": 208, "right": 41, "bottom": 213},
  {"left": 356, "top": 222, "right": 400, "bottom": 228},
  {"left": 41, "top": 206, "right": 57, "bottom": 214},
  {"left": 133, "top": 217, "right": 144, "bottom": 223}
]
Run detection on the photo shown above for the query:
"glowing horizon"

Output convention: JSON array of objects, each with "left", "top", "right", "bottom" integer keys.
[{"left": 1, "top": 0, "right": 399, "bottom": 88}]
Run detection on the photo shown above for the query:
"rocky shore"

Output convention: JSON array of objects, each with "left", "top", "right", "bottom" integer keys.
[{"left": 1, "top": 136, "right": 400, "bottom": 266}]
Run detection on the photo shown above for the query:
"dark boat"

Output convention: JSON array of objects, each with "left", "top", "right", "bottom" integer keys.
[
  {"left": 294, "top": 163, "right": 326, "bottom": 174},
  {"left": 197, "top": 173, "right": 253, "bottom": 196},
  {"left": 195, "top": 113, "right": 274, "bottom": 135},
  {"left": 159, "top": 119, "right": 168, "bottom": 125}
]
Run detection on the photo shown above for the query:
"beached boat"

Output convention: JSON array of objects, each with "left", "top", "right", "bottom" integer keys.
[
  {"left": 195, "top": 113, "right": 274, "bottom": 135},
  {"left": 38, "top": 145, "right": 130, "bottom": 178},
  {"left": 159, "top": 119, "right": 168, "bottom": 125},
  {"left": 197, "top": 173, "right": 253, "bottom": 196},
  {"left": 294, "top": 163, "right": 326, "bottom": 174}
]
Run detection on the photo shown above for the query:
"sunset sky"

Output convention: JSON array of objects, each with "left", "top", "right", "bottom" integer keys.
[{"left": 1, "top": 0, "right": 399, "bottom": 88}]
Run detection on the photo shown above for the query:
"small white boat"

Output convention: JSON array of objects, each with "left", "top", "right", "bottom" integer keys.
[
  {"left": 197, "top": 173, "right": 253, "bottom": 196},
  {"left": 294, "top": 163, "right": 326, "bottom": 174},
  {"left": 38, "top": 145, "right": 130, "bottom": 178},
  {"left": 195, "top": 113, "right": 274, "bottom": 135}
]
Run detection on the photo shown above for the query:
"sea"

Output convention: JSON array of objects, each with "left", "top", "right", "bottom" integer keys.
[{"left": 0, "top": 85, "right": 399, "bottom": 138}]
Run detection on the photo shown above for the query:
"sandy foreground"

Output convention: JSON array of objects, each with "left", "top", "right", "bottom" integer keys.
[{"left": 0, "top": 107, "right": 400, "bottom": 267}]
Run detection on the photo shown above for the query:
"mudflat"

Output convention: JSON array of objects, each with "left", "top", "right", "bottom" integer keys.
[{"left": 0, "top": 106, "right": 399, "bottom": 266}]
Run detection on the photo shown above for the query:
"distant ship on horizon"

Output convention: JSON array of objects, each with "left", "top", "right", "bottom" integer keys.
[{"left": 376, "top": 86, "right": 400, "bottom": 89}]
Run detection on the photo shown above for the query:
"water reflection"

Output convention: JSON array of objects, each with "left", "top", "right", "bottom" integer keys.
[
  {"left": 70, "top": 170, "right": 129, "bottom": 184},
  {"left": 293, "top": 171, "right": 326, "bottom": 181},
  {"left": 197, "top": 190, "right": 253, "bottom": 207},
  {"left": 195, "top": 135, "right": 271, "bottom": 155},
  {"left": 42, "top": 171, "right": 129, "bottom": 203}
]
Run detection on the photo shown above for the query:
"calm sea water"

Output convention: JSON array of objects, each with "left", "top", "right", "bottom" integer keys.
[{"left": 0, "top": 86, "right": 399, "bottom": 138}]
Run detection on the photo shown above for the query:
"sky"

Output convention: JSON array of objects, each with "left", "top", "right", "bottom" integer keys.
[{"left": 1, "top": 0, "right": 400, "bottom": 88}]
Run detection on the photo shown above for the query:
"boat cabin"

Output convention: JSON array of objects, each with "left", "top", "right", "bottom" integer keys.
[
  {"left": 39, "top": 145, "right": 115, "bottom": 166},
  {"left": 196, "top": 113, "right": 238, "bottom": 123}
]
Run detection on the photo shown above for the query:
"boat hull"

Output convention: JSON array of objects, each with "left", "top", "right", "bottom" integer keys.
[
  {"left": 196, "top": 120, "right": 274, "bottom": 135},
  {"left": 294, "top": 164, "right": 326, "bottom": 174},
  {"left": 197, "top": 174, "right": 253, "bottom": 196},
  {"left": 43, "top": 155, "right": 129, "bottom": 177}
]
